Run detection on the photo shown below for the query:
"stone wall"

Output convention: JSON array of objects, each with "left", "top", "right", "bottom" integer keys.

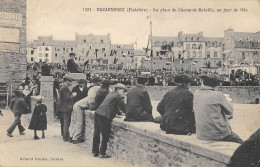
[
  {"left": 0, "top": 0, "right": 27, "bottom": 84},
  {"left": 84, "top": 110, "right": 239, "bottom": 167},
  {"left": 146, "top": 86, "right": 260, "bottom": 104}
]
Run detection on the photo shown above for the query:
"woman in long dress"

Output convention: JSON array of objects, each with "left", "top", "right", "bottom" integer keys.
[{"left": 28, "top": 96, "right": 47, "bottom": 140}]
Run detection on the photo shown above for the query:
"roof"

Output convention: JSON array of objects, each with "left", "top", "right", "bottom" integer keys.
[
  {"left": 203, "top": 37, "right": 224, "bottom": 43},
  {"left": 152, "top": 36, "right": 179, "bottom": 47},
  {"left": 53, "top": 40, "right": 76, "bottom": 47},
  {"left": 232, "top": 31, "right": 260, "bottom": 41},
  {"left": 110, "top": 44, "right": 134, "bottom": 50},
  {"left": 37, "top": 36, "right": 53, "bottom": 46},
  {"left": 76, "top": 33, "right": 111, "bottom": 44}
]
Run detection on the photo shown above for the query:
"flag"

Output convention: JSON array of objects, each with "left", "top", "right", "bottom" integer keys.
[
  {"left": 110, "top": 50, "right": 114, "bottom": 56},
  {"left": 146, "top": 36, "right": 150, "bottom": 54}
]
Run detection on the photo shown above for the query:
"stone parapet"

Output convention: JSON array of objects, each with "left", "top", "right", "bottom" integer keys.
[
  {"left": 145, "top": 86, "right": 260, "bottom": 104},
  {"left": 83, "top": 110, "right": 239, "bottom": 167},
  {"left": 64, "top": 73, "right": 86, "bottom": 81}
]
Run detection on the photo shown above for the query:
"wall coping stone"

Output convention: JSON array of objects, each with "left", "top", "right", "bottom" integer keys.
[{"left": 85, "top": 110, "right": 240, "bottom": 164}]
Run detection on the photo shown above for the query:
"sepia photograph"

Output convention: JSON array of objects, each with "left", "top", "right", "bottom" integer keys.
[{"left": 0, "top": 0, "right": 259, "bottom": 166}]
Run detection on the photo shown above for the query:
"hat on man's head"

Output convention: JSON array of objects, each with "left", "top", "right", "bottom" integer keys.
[
  {"left": 199, "top": 74, "right": 222, "bottom": 87},
  {"left": 77, "top": 79, "right": 87, "bottom": 84},
  {"left": 114, "top": 83, "right": 128, "bottom": 91},
  {"left": 101, "top": 79, "right": 110, "bottom": 87},
  {"left": 69, "top": 53, "right": 76, "bottom": 57},
  {"left": 35, "top": 95, "right": 44, "bottom": 102},
  {"left": 63, "top": 76, "right": 73, "bottom": 82},
  {"left": 137, "top": 77, "right": 148, "bottom": 85},
  {"left": 174, "top": 74, "right": 192, "bottom": 83}
]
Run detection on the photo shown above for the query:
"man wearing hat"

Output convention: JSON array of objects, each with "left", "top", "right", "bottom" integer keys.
[
  {"left": 58, "top": 76, "right": 76, "bottom": 142},
  {"left": 93, "top": 80, "right": 110, "bottom": 110},
  {"left": 193, "top": 74, "right": 243, "bottom": 143},
  {"left": 67, "top": 53, "right": 81, "bottom": 73},
  {"left": 157, "top": 74, "right": 195, "bottom": 135},
  {"left": 72, "top": 79, "right": 88, "bottom": 103},
  {"left": 7, "top": 90, "right": 29, "bottom": 137},
  {"left": 124, "top": 77, "right": 154, "bottom": 122},
  {"left": 92, "top": 83, "right": 127, "bottom": 158}
]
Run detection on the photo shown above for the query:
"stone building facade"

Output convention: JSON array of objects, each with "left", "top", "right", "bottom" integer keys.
[{"left": 0, "top": 0, "right": 27, "bottom": 83}]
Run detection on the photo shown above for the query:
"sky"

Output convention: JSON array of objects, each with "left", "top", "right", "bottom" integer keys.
[{"left": 27, "top": 0, "right": 260, "bottom": 49}]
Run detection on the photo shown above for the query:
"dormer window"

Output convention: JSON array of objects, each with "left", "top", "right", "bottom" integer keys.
[
  {"left": 191, "top": 37, "right": 193, "bottom": 41},
  {"left": 84, "top": 39, "right": 86, "bottom": 43},
  {"left": 185, "top": 37, "right": 188, "bottom": 41},
  {"left": 101, "top": 40, "right": 104, "bottom": 43},
  {"left": 197, "top": 37, "right": 200, "bottom": 41}
]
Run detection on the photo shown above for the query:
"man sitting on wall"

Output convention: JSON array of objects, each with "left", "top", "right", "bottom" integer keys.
[
  {"left": 67, "top": 53, "right": 81, "bottom": 73},
  {"left": 72, "top": 79, "right": 88, "bottom": 103},
  {"left": 124, "top": 77, "right": 154, "bottom": 122},
  {"left": 157, "top": 74, "right": 196, "bottom": 135},
  {"left": 193, "top": 74, "right": 243, "bottom": 143}
]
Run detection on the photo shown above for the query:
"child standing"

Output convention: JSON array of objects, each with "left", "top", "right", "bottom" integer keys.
[{"left": 28, "top": 96, "right": 47, "bottom": 140}]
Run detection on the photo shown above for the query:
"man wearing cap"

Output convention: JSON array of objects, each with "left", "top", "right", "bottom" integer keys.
[
  {"left": 7, "top": 90, "right": 29, "bottom": 137},
  {"left": 124, "top": 77, "right": 154, "bottom": 122},
  {"left": 92, "top": 83, "right": 127, "bottom": 158},
  {"left": 72, "top": 79, "right": 88, "bottom": 103},
  {"left": 193, "top": 74, "right": 243, "bottom": 143},
  {"left": 67, "top": 53, "right": 81, "bottom": 73},
  {"left": 58, "top": 76, "right": 76, "bottom": 142},
  {"left": 157, "top": 74, "right": 195, "bottom": 135}
]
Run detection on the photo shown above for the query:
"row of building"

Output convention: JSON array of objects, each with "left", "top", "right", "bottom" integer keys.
[{"left": 27, "top": 28, "right": 260, "bottom": 74}]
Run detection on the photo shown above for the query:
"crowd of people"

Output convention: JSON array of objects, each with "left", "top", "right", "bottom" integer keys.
[{"left": 4, "top": 52, "right": 260, "bottom": 166}]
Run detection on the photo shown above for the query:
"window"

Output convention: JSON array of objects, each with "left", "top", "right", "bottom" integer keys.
[
  {"left": 155, "top": 41, "right": 159, "bottom": 47},
  {"left": 197, "top": 37, "right": 200, "bottom": 41},
  {"left": 115, "top": 51, "right": 117, "bottom": 55},
  {"left": 75, "top": 57, "right": 77, "bottom": 60},
  {"left": 199, "top": 52, "right": 202, "bottom": 57},
  {"left": 191, "top": 37, "right": 193, "bottom": 41},
  {"left": 207, "top": 51, "right": 210, "bottom": 58},
  {"left": 252, "top": 42, "right": 255, "bottom": 47},
  {"left": 46, "top": 58, "right": 49, "bottom": 62},
  {"left": 101, "top": 40, "right": 104, "bottom": 43},
  {"left": 156, "top": 51, "right": 159, "bottom": 57},
  {"left": 31, "top": 58, "right": 34, "bottom": 61},
  {"left": 45, "top": 53, "right": 48, "bottom": 57},
  {"left": 214, "top": 42, "right": 217, "bottom": 48},
  {"left": 102, "top": 48, "right": 105, "bottom": 52},
  {"left": 171, "top": 42, "right": 174, "bottom": 47},
  {"left": 186, "top": 44, "right": 190, "bottom": 49},
  {"left": 214, "top": 52, "right": 218, "bottom": 58},
  {"left": 63, "top": 47, "right": 65, "bottom": 51},
  {"left": 71, "top": 48, "right": 73, "bottom": 51},
  {"left": 193, "top": 51, "right": 196, "bottom": 57},
  {"left": 128, "top": 51, "right": 130, "bottom": 55},
  {"left": 199, "top": 44, "right": 203, "bottom": 49},
  {"left": 84, "top": 39, "right": 86, "bottom": 43},
  {"left": 39, "top": 59, "right": 42, "bottom": 62},
  {"left": 39, "top": 53, "right": 42, "bottom": 57},
  {"left": 192, "top": 44, "right": 196, "bottom": 50},
  {"left": 187, "top": 51, "right": 190, "bottom": 59},
  {"left": 55, "top": 53, "right": 57, "bottom": 57},
  {"left": 206, "top": 41, "right": 210, "bottom": 48},
  {"left": 90, "top": 46, "right": 92, "bottom": 49},
  {"left": 43, "top": 42, "right": 45, "bottom": 46},
  {"left": 31, "top": 50, "right": 34, "bottom": 54},
  {"left": 102, "top": 59, "right": 108, "bottom": 64},
  {"left": 185, "top": 37, "right": 188, "bottom": 41},
  {"left": 121, "top": 51, "right": 124, "bottom": 54},
  {"left": 178, "top": 51, "right": 181, "bottom": 59},
  {"left": 39, "top": 47, "right": 42, "bottom": 51}
]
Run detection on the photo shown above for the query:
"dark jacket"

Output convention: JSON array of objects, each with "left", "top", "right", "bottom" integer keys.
[
  {"left": 95, "top": 91, "right": 126, "bottom": 121},
  {"left": 10, "top": 97, "right": 29, "bottom": 116},
  {"left": 67, "top": 59, "right": 80, "bottom": 73},
  {"left": 28, "top": 103, "right": 47, "bottom": 130},
  {"left": 72, "top": 85, "right": 88, "bottom": 103},
  {"left": 125, "top": 85, "right": 154, "bottom": 122},
  {"left": 58, "top": 85, "right": 74, "bottom": 113},
  {"left": 94, "top": 87, "right": 109, "bottom": 110},
  {"left": 228, "top": 129, "right": 260, "bottom": 167},
  {"left": 157, "top": 85, "right": 195, "bottom": 135}
]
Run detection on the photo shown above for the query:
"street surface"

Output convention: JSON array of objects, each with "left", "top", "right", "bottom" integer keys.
[{"left": 0, "top": 102, "right": 259, "bottom": 167}]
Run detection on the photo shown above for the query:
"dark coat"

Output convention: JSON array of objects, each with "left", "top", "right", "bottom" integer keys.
[
  {"left": 94, "top": 87, "right": 109, "bottom": 110},
  {"left": 95, "top": 91, "right": 126, "bottom": 120},
  {"left": 28, "top": 104, "right": 47, "bottom": 130},
  {"left": 125, "top": 85, "right": 154, "bottom": 122},
  {"left": 157, "top": 85, "right": 195, "bottom": 135},
  {"left": 58, "top": 85, "right": 74, "bottom": 113},
  {"left": 67, "top": 59, "right": 80, "bottom": 73},
  {"left": 228, "top": 128, "right": 260, "bottom": 167},
  {"left": 10, "top": 97, "right": 29, "bottom": 116},
  {"left": 72, "top": 85, "right": 88, "bottom": 103}
]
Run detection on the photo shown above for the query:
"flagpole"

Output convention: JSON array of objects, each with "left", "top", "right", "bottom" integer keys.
[{"left": 150, "top": 20, "right": 153, "bottom": 76}]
